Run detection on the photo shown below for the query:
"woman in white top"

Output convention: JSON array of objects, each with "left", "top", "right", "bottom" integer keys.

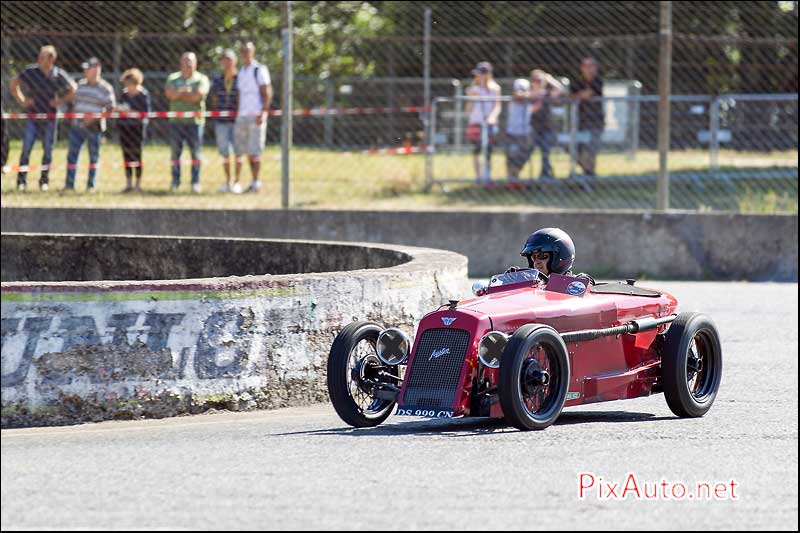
[{"left": 465, "top": 62, "right": 502, "bottom": 182}]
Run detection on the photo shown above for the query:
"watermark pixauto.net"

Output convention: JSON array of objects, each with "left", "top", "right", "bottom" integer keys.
[{"left": 579, "top": 472, "right": 739, "bottom": 501}]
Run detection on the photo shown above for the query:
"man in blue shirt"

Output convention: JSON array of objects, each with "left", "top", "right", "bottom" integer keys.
[
  {"left": 210, "top": 50, "right": 239, "bottom": 192},
  {"left": 9, "top": 45, "right": 76, "bottom": 191}
]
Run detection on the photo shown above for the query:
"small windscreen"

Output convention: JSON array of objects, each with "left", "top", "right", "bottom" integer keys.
[{"left": 489, "top": 269, "right": 541, "bottom": 287}]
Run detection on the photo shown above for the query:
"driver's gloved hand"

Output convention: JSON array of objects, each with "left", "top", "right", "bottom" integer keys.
[{"left": 504, "top": 266, "right": 521, "bottom": 273}]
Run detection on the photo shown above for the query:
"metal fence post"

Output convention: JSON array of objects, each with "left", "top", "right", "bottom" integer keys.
[
  {"left": 568, "top": 100, "right": 578, "bottom": 178},
  {"left": 423, "top": 7, "right": 432, "bottom": 190},
  {"left": 324, "top": 78, "right": 334, "bottom": 148},
  {"left": 480, "top": 120, "right": 490, "bottom": 182},
  {"left": 453, "top": 80, "right": 463, "bottom": 150},
  {"left": 112, "top": 34, "right": 122, "bottom": 100},
  {"left": 656, "top": 0, "right": 673, "bottom": 211},
  {"left": 504, "top": 43, "right": 513, "bottom": 79},
  {"left": 281, "top": 1, "right": 293, "bottom": 209},
  {"left": 387, "top": 42, "right": 396, "bottom": 147},
  {"left": 1, "top": 35, "right": 11, "bottom": 111},
  {"left": 111, "top": 34, "right": 123, "bottom": 145},
  {"left": 628, "top": 82, "right": 642, "bottom": 160},
  {"left": 424, "top": 99, "right": 438, "bottom": 192},
  {"left": 709, "top": 96, "right": 720, "bottom": 175}
]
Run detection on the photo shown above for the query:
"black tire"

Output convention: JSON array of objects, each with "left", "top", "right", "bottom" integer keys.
[
  {"left": 327, "top": 321, "right": 396, "bottom": 428},
  {"left": 661, "top": 312, "right": 723, "bottom": 418},
  {"left": 499, "top": 324, "right": 570, "bottom": 430}
]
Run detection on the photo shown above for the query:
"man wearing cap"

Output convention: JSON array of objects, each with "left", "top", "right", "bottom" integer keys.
[
  {"left": 9, "top": 45, "right": 76, "bottom": 191},
  {"left": 165, "top": 52, "right": 210, "bottom": 193},
  {"left": 64, "top": 57, "right": 115, "bottom": 192},
  {"left": 505, "top": 78, "right": 533, "bottom": 181},
  {"left": 465, "top": 61, "right": 502, "bottom": 183},
  {"left": 210, "top": 50, "right": 240, "bottom": 193}
]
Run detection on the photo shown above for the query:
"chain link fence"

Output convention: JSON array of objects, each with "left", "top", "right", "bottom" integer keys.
[{"left": 1, "top": 1, "right": 797, "bottom": 212}]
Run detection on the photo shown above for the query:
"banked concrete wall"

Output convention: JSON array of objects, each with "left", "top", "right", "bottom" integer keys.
[
  {"left": 1, "top": 207, "right": 796, "bottom": 280},
  {"left": 1, "top": 234, "right": 468, "bottom": 428}
]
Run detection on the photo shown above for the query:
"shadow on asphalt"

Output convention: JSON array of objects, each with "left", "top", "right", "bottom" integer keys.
[{"left": 272, "top": 410, "right": 676, "bottom": 438}]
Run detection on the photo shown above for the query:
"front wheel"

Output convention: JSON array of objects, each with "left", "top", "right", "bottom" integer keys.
[
  {"left": 661, "top": 312, "right": 723, "bottom": 418},
  {"left": 498, "top": 324, "right": 570, "bottom": 430},
  {"left": 327, "top": 322, "right": 396, "bottom": 428}
]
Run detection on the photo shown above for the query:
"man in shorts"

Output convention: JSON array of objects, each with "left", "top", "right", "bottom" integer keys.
[
  {"left": 210, "top": 49, "right": 239, "bottom": 192},
  {"left": 505, "top": 78, "right": 533, "bottom": 181},
  {"left": 235, "top": 42, "right": 272, "bottom": 193}
]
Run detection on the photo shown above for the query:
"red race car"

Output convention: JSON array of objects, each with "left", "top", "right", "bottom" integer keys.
[{"left": 327, "top": 269, "right": 723, "bottom": 431}]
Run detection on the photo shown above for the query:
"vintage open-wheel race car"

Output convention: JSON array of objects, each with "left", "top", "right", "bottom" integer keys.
[{"left": 327, "top": 269, "right": 723, "bottom": 431}]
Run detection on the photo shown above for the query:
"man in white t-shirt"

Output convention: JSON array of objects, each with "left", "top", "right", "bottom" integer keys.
[{"left": 234, "top": 42, "right": 272, "bottom": 193}]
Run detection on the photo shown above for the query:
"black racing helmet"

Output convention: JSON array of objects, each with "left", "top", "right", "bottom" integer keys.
[{"left": 520, "top": 227, "right": 575, "bottom": 274}]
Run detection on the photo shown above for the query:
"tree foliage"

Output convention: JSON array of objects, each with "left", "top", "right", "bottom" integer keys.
[{"left": 1, "top": 1, "right": 797, "bottom": 94}]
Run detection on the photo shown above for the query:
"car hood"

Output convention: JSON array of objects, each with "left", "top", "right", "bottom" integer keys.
[{"left": 454, "top": 283, "right": 654, "bottom": 332}]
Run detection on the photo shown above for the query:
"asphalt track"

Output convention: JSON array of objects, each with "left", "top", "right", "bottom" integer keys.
[{"left": 2, "top": 281, "right": 798, "bottom": 530}]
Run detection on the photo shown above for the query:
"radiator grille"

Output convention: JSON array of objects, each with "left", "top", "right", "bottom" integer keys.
[{"left": 402, "top": 328, "right": 470, "bottom": 409}]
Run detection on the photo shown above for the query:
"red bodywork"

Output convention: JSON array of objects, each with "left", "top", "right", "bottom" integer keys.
[{"left": 397, "top": 278, "right": 678, "bottom": 418}]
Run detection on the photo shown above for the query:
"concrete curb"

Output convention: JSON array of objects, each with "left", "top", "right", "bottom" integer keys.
[{"left": 1, "top": 234, "right": 469, "bottom": 428}]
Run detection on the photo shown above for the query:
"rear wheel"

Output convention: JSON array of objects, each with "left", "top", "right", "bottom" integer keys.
[
  {"left": 661, "top": 312, "right": 723, "bottom": 418},
  {"left": 327, "top": 322, "right": 396, "bottom": 427},
  {"left": 499, "top": 324, "right": 570, "bottom": 430}
]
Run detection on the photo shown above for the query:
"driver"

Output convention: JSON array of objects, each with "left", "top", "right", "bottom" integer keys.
[{"left": 518, "top": 227, "right": 594, "bottom": 283}]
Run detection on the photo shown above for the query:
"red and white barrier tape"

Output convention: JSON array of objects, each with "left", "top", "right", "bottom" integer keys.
[
  {"left": 359, "top": 146, "right": 431, "bottom": 155},
  {"left": 1, "top": 105, "right": 429, "bottom": 121},
  {"left": 4, "top": 164, "right": 53, "bottom": 173}
]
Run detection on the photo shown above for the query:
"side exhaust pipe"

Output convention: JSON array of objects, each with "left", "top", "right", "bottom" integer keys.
[{"left": 561, "top": 314, "right": 677, "bottom": 343}]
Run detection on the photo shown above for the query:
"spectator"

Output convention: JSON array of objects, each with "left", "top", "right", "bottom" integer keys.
[
  {"left": 505, "top": 78, "right": 533, "bottom": 181},
  {"left": 530, "top": 69, "right": 565, "bottom": 180},
  {"left": 210, "top": 49, "right": 240, "bottom": 193},
  {"left": 117, "top": 68, "right": 151, "bottom": 193},
  {"left": 165, "top": 52, "right": 209, "bottom": 193},
  {"left": 465, "top": 61, "right": 501, "bottom": 183},
  {"left": 9, "top": 45, "right": 76, "bottom": 192},
  {"left": 64, "top": 57, "right": 115, "bottom": 192},
  {"left": 1, "top": 109, "right": 8, "bottom": 171},
  {"left": 570, "top": 56, "right": 604, "bottom": 177},
  {"left": 235, "top": 42, "right": 272, "bottom": 193}
]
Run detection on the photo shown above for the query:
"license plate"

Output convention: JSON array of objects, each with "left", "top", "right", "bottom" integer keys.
[{"left": 396, "top": 406, "right": 454, "bottom": 419}]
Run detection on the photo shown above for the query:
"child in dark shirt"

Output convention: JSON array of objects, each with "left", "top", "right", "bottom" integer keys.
[{"left": 117, "top": 68, "right": 151, "bottom": 192}]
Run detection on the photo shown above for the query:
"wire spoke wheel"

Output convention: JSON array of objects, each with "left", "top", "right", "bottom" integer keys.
[
  {"left": 520, "top": 344, "right": 560, "bottom": 418},
  {"left": 499, "top": 324, "right": 570, "bottom": 431},
  {"left": 328, "top": 322, "right": 397, "bottom": 428},
  {"left": 346, "top": 338, "right": 393, "bottom": 416}
]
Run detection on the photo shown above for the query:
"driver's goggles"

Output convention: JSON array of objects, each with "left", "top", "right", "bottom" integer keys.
[{"left": 527, "top": 252, "right": 551, "bottom": 261}]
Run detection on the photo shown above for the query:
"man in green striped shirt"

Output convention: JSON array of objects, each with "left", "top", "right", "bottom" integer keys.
[{"left": 165, "top": 52, "right": 209, "bottom": 193}]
